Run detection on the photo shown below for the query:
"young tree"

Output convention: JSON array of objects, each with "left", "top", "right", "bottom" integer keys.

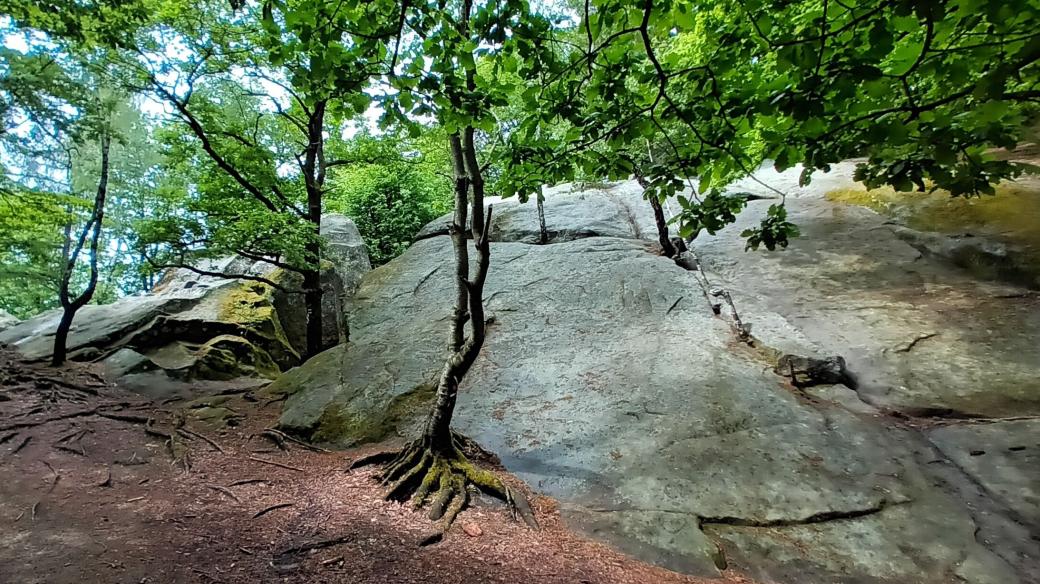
[
  {"left": 351, "top": 0, "right": 570, "bottom": 538},
  {"left": 52, "top": 89, "right": 117, "bottom": 365}
]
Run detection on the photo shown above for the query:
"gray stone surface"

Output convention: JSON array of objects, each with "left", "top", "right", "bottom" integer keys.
[
  {"left": 415, "top": 182, "right": 659, "bottom": 244},
  {"left": 275, "top": 227, "right": 1032, "bottom": 582},
  {"left": 929, "top": 420, "right": 1040, "bottom": 528},
  {"left": 101, "top": 348, "right": 156, "bottom": 378},
  {"left": 321, "top": 213, "right": 372, "bottom": 295},
  {"left": 696, "top": 163, "right": 1040, "bottom": 418}
]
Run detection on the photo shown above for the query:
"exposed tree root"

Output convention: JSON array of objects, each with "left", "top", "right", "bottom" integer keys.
[{"left": 356, "top": 431, "right": 537, "bottom": 544}]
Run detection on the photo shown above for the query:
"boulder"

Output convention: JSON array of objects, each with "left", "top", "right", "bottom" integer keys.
[
  {"left": 414, "top": 182, "right": 660, "bottom": 244},
  {"left": 0, "top": 309, "right": 19, "bottom": 332},
  {"left": 272, "top": 233, "right": 1026, "bottom": 582},
  {"left": 273, "top": 215, "right": 372, "bottom": 352},
  {"left": 321, "top": 213, "right": 372, "bottom": 295},
  {"left": 0, "top": 214, "right": 370, "bottom": 390}
]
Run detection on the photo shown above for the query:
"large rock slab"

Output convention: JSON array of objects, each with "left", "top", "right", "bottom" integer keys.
[
  {"left": 414, "top": 182, "right": 660, "bottom": 244},
  {"left": 694, "top": 163, "right": 1040, "bottom": 418},
  {"left": 929, "top": 420, "right": 1040, "bottom": 529},
  {"left": 274, "top": 234, "right": 1021, "bottom": 583},
  {"left": 0, "top": 309, "right": 19, "bottom": 332}
]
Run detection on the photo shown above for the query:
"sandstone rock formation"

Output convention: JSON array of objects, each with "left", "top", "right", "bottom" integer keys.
[
  {"left": 0, "top": 215, "right": 370, "bottom": 392},
  {"left": 271, "top": 169, "right": 1039, "bottom": 583}
]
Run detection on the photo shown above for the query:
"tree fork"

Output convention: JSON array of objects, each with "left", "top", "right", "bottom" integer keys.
[{"left": 53, "top": 129, "right": 110, "bottom": 366}]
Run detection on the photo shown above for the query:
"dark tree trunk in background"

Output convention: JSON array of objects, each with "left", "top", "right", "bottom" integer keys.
[
  {"left": 301, "top": 100, "right": 328, "bottom": 358},
  {"left": 53, "top": 131, "right": 110, "bottom": 366},
  {"left": 634, "top": 171, "right": 676, "bottom": 257}
]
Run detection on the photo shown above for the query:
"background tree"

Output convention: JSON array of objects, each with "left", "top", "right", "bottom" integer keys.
[
  {"left": 52, "top": 85, "right": 118, "bottom": 365},
  {"left": 121, "top": 0, "right": 391, "bottom": 357},
  {"left": 500, "top": 0, "right": 1040, "bottom": 252},
  {"left": 325, "top": 130, "right": 453, "bottom": 265}
]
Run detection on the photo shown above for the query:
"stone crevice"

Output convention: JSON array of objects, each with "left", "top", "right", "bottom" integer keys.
[{"left": 698, "top": 498, "right": 909, "bottom": 529}]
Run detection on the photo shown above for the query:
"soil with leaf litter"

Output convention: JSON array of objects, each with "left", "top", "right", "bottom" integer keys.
[{"left": 0, "top": 347, "right": 757, "bottom": 584}]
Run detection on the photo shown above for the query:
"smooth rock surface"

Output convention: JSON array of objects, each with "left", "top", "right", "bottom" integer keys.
[
  {"left": 0, "top": 309, "right": 19, "bottom": 332},
  {"left": 695, "top": 163, "right": 1040, "bottom": 418},
  {"left": 414, "top": 182, "right": 659, "bottom": 244},
  {"left": 929, "top": 420, "right": 1040, "bottom": 528}
]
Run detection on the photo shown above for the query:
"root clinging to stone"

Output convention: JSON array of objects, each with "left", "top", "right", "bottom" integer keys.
[{"left": 357, "top": 431, "right": 537, "bottom": 544}]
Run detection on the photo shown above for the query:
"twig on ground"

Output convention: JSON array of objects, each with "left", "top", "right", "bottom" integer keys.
[
  {"left": 180, "top": 428, "right": 225, "bottom": 453},
  {"left": 252, "top": 502, "right": 293, "bottom": 518},
  {"left": 191, "top": 567, "right": 223, "bottom": 582},
  {"left": 261, "top": 428, "right": 329, "bottom": 453},
  {"left": 205, "top": 484, "right": 241, "bottom": 503},
  {"left": 321, "top": 556, "right": 344, "bottom": 566},
  {"left": 0, "top": 407, "right": 98, "bottom": 432},
  {"left": 10, "top": 434, "right": 31, "bottom": 455},
  {"left": 55, "top": 443, "right": 85, "bottom": 456},
  {"left": 227, "top": 478, "right": 270, "bottom": 487},
  {"left": 42, "top": 460, "right": 60, "bottom": 493},
  {"left": 247, "top": 456, "right": 303, "bottom": 472},
  {"left": 276, "top": 535, "right": 354, "bottom": 556},
  {"left": 96, "top": 411, "right": 152, "bottom": 424}
]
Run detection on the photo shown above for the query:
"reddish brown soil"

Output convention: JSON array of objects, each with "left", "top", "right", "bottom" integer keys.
[{"left": 0, "top": 350, "right": 755, "bottom": 584}]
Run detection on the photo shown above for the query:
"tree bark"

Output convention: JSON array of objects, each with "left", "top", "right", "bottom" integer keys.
[
  {"left": 301, "top": 100, "right": 327, "bottom": 358},
  {"left": 53, "top": 130, "right": 110, "bottom": 366},
  {"left": 634, "top": 172, "right": 676, "bottom": 257},
  {"left": 421, "top": 130, "right": 493, "bottom": 452},
  {"left": 536, "top": 186, "right": 548, "bottom": 244}
]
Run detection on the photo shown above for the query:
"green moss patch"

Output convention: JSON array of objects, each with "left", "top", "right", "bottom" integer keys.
[{"left": 308, "top": 381, "right": 436, "bottom": 447}]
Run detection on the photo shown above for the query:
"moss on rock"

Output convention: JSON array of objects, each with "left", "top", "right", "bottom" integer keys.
[
  {"left": 216, "top": 281, "right": 299, "bottom": 368},
  {"left": 193, "top": 334, "right": 281, "bottom": 380},
  {"left": 307, "top": 381, "right": 437, "bottom": 446}
]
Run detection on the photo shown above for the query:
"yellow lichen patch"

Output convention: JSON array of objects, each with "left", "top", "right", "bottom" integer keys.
[
  {"left": 826, "top": 182, "right": 1040, "bottom": 279},
  {"left": 218, "top": 282, "right": 276, "bottom": 325}
]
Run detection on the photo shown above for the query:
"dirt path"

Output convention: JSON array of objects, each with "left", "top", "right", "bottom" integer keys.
[{"left": 0, "top": 349, "right": 755, "bottom": 584}]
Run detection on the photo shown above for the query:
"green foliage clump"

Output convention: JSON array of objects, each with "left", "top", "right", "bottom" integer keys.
[{"left": 326, "top": 133, "right": 452, "bottom": 265}]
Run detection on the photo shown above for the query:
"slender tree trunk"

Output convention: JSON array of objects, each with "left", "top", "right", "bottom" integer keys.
[
  {"left": 53, "top": 131, "right": 110, "bottom": 366},
  {"left": 634, "top": 171, "right": 676, "bottom": 257},
  {"left": 422, "top": 127, "right": 492, "bottom": 451},
  {"left": 536, "top": 186, "right": 548, "bottom": 244},
  {"left": 301, "top": 101, "right": 328, "bottom": 358}
]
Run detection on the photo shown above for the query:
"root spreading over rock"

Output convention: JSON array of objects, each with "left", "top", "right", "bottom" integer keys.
[{"left": 352, "top": 431, "right": 537, "bottom": 545}]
